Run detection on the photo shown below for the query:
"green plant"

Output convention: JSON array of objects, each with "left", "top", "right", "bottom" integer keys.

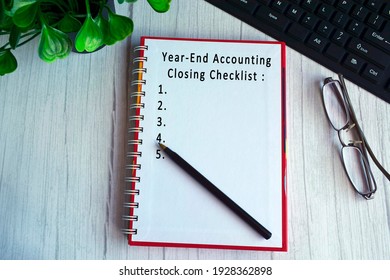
[{"left": 0, "top": 0, "right": 171, "bottom": 75}]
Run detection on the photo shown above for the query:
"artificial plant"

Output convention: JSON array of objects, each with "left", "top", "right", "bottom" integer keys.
[{"left": 0, "top": 0, "right": 171, "bottom": 75}]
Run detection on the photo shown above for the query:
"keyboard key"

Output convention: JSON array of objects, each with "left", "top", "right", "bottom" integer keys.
[
  {"left": 307, "top": 33, "right": 328, "bottom": 52},
  {"left": 347, "top": 20, "right": 365, "bottom": 37},
  {"left": 332, "top": 29, "right": 350, "bottom": 46},
  {"left": 351, "top": 6, "right": 370, "bottom": 21},
  {"left": 367, "top": 14, "right": 385, "bottom": 30},
  {"left": 325, "top": 44, "right": 347, "bottom": 62},
  {"left": 343, "top": 54, "right": 365, "bottom": 72},
  {"left": 286, "top": 6, "right": 304, "bottom": 21},
  {"left": 302, "top": 14, "right": 320, "bottom": 30},
  {"left": 272, "top": 0, "right": 290, "bottom": 13},
  {"left": 255, "top": 6, "right": 290, "bottom": 31},
  {"left": 382, "top": 3, "right": 390, "bottom": 19},
  {"left": 302, "top": 0, "right": 319, "bottom": 13},
  {"left": 366, "top": 0, "right": 383, "bottom": 12},
  {"left": 287, "top": 23, "right": 310, "bottom": 41},
  {"left": 337, "top": 0, "right": 354, "bottom": 13},
  {"left": 317, "top": 21, "right": 334, "bottom": 38},
  {"left": 363, "top": 27, "right": 390, "bottom": 54},
  {"left": 362, "top": 64, "right": 383, "bottom": 83},
  {"left": 227, "top": 0, "right": 259, "bottom": 14},
  {"left": 347, "top": 38, "right": 390, "bottom": 68},
  {"left": 226, "top": 0, "right": 259, "bottom": 14},
  {"left": 317, "top": 4, "right": 335, "bottom": 20},
  {"left": 332, "top": 11, "right": 350, "bottom": 28}
]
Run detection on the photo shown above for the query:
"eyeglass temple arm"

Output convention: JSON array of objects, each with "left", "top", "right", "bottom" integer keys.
[{"left": 338, "top": 74, "right": 390, "bottom": 182}]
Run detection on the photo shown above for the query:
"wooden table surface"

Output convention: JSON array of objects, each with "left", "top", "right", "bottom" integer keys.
[{"left": 1, "top": 1, "right": 389, "bottom": 260}]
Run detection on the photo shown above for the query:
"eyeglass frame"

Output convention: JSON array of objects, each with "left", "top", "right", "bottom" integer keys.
[{"left": 321, "top": 73, "right": 390, "bottom": 199}]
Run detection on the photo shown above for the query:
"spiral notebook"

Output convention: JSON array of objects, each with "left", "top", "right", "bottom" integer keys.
[{"left": 124, "top": 37, "right": 287, "bottom": 251}]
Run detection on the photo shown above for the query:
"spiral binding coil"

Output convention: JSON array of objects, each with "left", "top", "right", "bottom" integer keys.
[{"left": 122, "top": 45, "right": 148, "bottom": 236}]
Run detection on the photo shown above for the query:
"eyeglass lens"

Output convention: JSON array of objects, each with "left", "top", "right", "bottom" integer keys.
[
  {"left": 342, "top": 146, "right": 376, "bottom": 197},
  {"left": 322, "top": 80, "right": 349, "bottom": 130}
]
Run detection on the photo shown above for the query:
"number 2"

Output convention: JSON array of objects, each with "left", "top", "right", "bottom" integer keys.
[{"left": 157, "top": 101, "right": 163, "bottom": 110}]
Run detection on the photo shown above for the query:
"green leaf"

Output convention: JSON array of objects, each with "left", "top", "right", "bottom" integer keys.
[
  {"left": 0, "top": 0, "right": 13, "bottom": 21},
  {"left": 1, "top": 0, "right": 14, "bottom": 30},
  {"left": 38, "top": 25, "right": 72, "bottom": 63},
  {"left": 10, "top": 0, "right": 37, "bottom": 10},
  {"left": 9, "top": 25, "right": 21, "bottom": 49},
  {"left": 57, "top": 14, "right": 82, "bottom": 33},
  {"left": 11, "top": 0, "right": 38, "bottom": 28},
  {"left": 74, "top": 15, "right": 103, "bottom": 52},
  {"left": 95, "top": 13, "right": 117, "bottom": 46},
  {"left": 107, "top": 11, "right": 133, "bottom": 42},
  {"left": 0, "top": 1, "right": 5, "bottom": 24},
  {"left": 147, "top": 0, "right": 171, "bottom": 13},
  {"left": 0, "top": 49, "right": 18, "bottom": 76},
  {"left": 0, "top": 13, "right": 13, "bottom": 30}
]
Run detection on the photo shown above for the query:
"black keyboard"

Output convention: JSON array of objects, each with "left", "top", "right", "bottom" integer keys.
[{"left": 205, "top": 0, "right": 390, "bottom": 104}]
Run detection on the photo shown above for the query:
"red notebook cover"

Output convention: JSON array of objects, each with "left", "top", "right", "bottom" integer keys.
[{"left": 124, "top": 37, "right": 287, "bottom": 251}]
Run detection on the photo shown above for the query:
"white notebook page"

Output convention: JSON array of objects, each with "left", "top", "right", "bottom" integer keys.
[{"left": 132, "top": 37, "right": 284, "bottom": 249}]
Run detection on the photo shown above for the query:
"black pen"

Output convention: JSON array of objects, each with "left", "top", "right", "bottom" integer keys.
[{"left": 159, "top": 143, "right": 272, "bottom": 240}]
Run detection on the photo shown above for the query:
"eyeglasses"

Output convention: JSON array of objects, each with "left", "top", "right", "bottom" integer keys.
[{"left": 321, "top": 74, "right": 390, "bottom": 199}]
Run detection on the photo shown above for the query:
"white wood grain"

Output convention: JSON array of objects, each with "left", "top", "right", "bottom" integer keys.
[{"left": 0, "top": 0, "right": 389, "bottom": 260}]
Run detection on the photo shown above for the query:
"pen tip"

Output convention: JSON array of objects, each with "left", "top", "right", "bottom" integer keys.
[{"left": 159, "top": 143, "right": 167, "bottom": 150}]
